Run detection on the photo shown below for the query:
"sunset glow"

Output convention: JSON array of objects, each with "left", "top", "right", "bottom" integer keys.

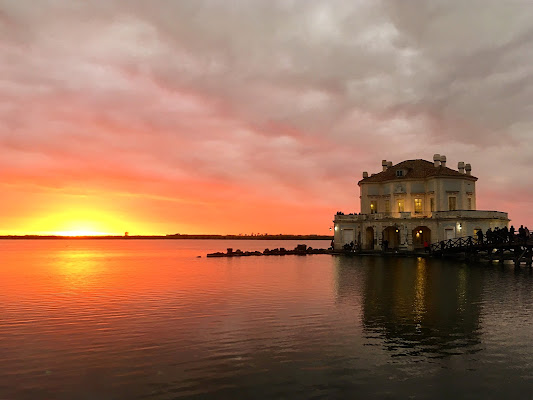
[
  {"left": 48, "top": 214, "right": 116, "bottom": 236},
  {"left": 18, "top": 209, "right": 124, "bottom": 236}
]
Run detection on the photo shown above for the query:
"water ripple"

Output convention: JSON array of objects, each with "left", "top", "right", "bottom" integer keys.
[{"left": 1, "top": 240, "right": 533, "bottom": 399}]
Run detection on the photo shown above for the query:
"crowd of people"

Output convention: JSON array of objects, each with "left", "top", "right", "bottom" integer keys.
[
  {"left": 476, "top": 225, "right": 530, "bottom": 245},
  {"left": 342, "top": 241, "right": 359, "bottom": 252}
]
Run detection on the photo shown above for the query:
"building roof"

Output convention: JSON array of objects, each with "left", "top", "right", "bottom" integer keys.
[{"left": 358, "top": 159, "right": 478, "bottom": 185}]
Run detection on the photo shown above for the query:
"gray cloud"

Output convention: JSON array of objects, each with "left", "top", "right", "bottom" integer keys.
[{"left": 1, "top": 0, "right": 533, "bottom": 223}]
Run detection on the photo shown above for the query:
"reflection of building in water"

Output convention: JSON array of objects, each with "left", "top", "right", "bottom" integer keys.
[
  {"left": 363, "top": 258, "right": 483, "bottom": 353},
  {"left": 333, "top": 155, "right": 509, "bottom": 251},
  {"left": 334, "top": 257, "right": 484, "bottom": 355}
]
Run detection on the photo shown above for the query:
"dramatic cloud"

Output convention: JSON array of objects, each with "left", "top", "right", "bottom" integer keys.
[{"left": 1, "top": 0, "right": 533, "bottom": 234}]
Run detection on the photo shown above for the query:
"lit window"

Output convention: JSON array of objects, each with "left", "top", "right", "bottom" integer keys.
[
  {"left": 449, "top": 197, "right": 457, "bottom": 211},
  {"left": 414, "top": 198, "right": 422, "bottom": 214},
  {"left": 398, "top": 199, "right": 405, "bottom": 213},
  {"left": 370, "top": 201, "right": 378, "bottom": 214}
]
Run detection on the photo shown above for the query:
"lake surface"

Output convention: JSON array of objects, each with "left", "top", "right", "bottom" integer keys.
[{"left": 1, "top": 239, "right": 533, "bottom": 399}]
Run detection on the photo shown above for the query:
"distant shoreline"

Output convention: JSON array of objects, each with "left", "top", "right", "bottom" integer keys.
[{"left": 0, "top": 234, "right": 333, "bottom": 240}]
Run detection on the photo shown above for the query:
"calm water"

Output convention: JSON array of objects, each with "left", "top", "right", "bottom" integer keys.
[{"left": 1, "top": 240, "right": 533, "bottom": 399}]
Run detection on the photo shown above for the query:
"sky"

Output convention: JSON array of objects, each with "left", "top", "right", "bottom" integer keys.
[{"left": 1, "top": 0, "right": 533, "bottom": 235}]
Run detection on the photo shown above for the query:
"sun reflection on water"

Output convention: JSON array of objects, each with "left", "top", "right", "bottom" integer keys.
[{"left": 54, "top": 250, "right": 105, "bottom": 290}]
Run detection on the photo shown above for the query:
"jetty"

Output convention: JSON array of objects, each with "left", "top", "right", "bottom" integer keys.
[
  {"left": 207, "top": 244, "right": 331, "bottom": 258},
  {"left": 205, "top": 236, "right": 533, "bottom": 267},
  {"left": 431, "top": 233, "right": 533, "bottom": 266}
]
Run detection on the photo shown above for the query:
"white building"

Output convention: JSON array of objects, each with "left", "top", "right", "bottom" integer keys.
[{"left": 333, "top": 154, "right": 509, "bottom": 251}]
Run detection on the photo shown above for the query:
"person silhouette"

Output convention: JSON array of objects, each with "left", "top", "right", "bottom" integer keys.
[{"left": 477, "top": 229, "right": 484, "bottom": 244}]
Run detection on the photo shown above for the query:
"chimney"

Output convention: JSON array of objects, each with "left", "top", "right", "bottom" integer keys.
[
  {"left": 387, "top": 161, "right": 392, "bottom": 168},
  {"left": 363, "top": 171, "right": 369, "bottom": 178},
  {"left": 440, "top": 155, "right": 447, "bottom": 168},
  {"left": 433, "top": 154, "right": 441, "bottom": 167},
  {"left": 458, "top": 161, "right": 465, "bottom": 174},
  {"left": 465, "top": 164, "right": 472, "bottom": 176},
  {"left": 382, "top": 160, "right": 388, "bottom": 171}
]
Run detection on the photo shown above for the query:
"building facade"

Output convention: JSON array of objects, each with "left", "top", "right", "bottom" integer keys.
[{"left": 333, "top": 154, "right": 509, "bottom": 251}]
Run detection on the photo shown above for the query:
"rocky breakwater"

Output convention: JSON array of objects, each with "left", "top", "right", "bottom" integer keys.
[{"left": 207, "top": 244, "right": 331, "bottom": 258}]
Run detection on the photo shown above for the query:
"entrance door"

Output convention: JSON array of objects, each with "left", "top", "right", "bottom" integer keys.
[
  {"left": 445, "top": 228, "right": 455, "bottom": 240},
  {"left": 383, "top": 226, "right": 401, "bottom": 249},
  {"left": 412, "top": 226, "right": 431, "bottom": 249},
  {"left": 365, "top": 227, "right": 374, "bottom": 250},
  {"left": 342, "top": 229, "right": 354, "bottom": 246}
]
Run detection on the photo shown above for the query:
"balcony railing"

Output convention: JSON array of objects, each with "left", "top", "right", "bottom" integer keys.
[
  {"left": 432, "top": 210, "right": 509, "bottom": 220},
  {"left": 334, "top": 212, "right": 431, "bottom": 221},
  {"left": 334, "top": 209, "right": 509, "bottom": 222}
]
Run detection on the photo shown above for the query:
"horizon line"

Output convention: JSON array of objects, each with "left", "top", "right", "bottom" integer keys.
[{"left": 0, "top": 233, "right": 333, "bottom": 239}]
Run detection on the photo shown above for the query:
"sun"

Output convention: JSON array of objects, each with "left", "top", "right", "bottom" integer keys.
[
  {"left": 49, "top": 215, "right": 115, "bottom": 236},
  {"left": 27, "top": 208, "right": 124, "bottom": 236},
  {"left": 53, "top": 229, "right": 110, "bottom": 237}
]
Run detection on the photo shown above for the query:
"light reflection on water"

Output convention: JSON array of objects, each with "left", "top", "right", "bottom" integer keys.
[{"left": 1, "top": 240, "right": 533, "bottom": 399}]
